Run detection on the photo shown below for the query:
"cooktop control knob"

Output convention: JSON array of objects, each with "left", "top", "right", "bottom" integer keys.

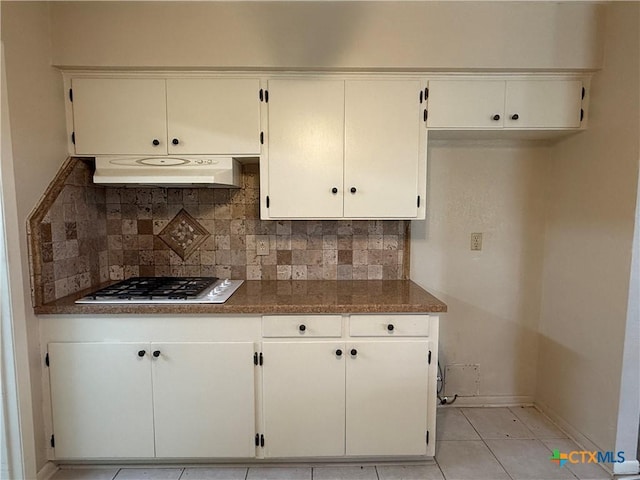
[{"left": 223, "top": 279, "right": 231, "bottom": 286}]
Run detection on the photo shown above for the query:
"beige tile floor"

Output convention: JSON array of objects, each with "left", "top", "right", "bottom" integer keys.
[{"left": 50, "top": 407, "right": 613, "bottom": 480}]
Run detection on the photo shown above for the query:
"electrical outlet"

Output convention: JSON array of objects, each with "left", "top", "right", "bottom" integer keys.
[
  {"left": 256, "top": 236, "right": 270, "bottom": 256},
  {"left": 471, "top": 233, "right": 482, "bottom": 251}
]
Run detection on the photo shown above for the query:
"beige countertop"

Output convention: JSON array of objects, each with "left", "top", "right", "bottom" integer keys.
[{"left": 35, "top": 280, "right": 447, "bottom": 315}]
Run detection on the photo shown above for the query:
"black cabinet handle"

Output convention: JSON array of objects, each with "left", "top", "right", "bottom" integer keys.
[
  {"left": 152, "top": 350, "right": 161, "bottom": 358},
  {"left": 332, "top": 187, "right": 338, "bottom": 194},
  {"left": 336, "top": 349, "right": 343, "bottom": 357},
  {"left": 511, "top": 114, "right": 519, "bottom": 120},
  {"left": 299, "top": 324, "right": 306, "bottom": 332},
  {"left": 350, "top": 187, "right": 357, "bottom": 194},
  {"left": 152, "top": 139, "right": 160, "bottom": 146},
  {"left": 492, "top": 114, "right": 501, "bottom": 121},
  {"left": 137, "top": 350, "right": 146, "bottom": 357},
  {"left": 387, "top": 324, "right": 395, "bottom": 332},
  {"left": 350, "top": 348, "right": 358, "bottom": 356},
  {"left": 172, "top": 138, "right": 180, "bottom": 145}
]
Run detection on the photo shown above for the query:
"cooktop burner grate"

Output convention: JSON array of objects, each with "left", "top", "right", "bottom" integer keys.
[{"left": 88, "top": 277, "right": 219, "bottom": 300}]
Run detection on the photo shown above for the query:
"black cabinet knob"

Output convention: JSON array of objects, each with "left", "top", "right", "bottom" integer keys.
[
  {"left": 511, "top": 114, "right": 519, "bottom": 120},
  {"left": 387, "top": 324, "right": 395, "bottom": 332},
  {"left": 152, "top": 350, "right": 161, "bottom": 358},
  {"left": 299, "top": 324, "right": 306, "bottom": 332},
  {"left": 152, "top": 139, "right": 160, "bottom": 146},
  {"left": 350, "top": 187, "right": 357, "bottom": 194},
  {"left": 336, "top": 349, "right": 343, "bottom": 357},
  {"left": 350, "top": 348, "right": 358, "bottom": 356},
  {"left": 137, "top": 350, "right": 146, "bottom": 357},
  {"left": 172, "top": 138, "right": 180, "bottom": 145},
  {"left": 332, "top": 187, "right": 338, "bottom": 194},
  {"left": 492, "top": 114, "right": 501, "bottom": 121}
]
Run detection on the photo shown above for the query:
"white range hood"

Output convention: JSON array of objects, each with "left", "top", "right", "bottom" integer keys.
[{"left": 93, "top": 155, "right": 242, "bottom": 188}]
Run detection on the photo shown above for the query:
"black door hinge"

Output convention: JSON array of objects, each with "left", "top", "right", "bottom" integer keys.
[
  {"left": 69, "top": 89, "right": 73, "bottom": 102},
  {"left": 50, "top": 435, "right": 55, "bottom": 448},
  {"left": 582, "top": 87, "right": 586, "bottom": 99},
  {"left": 426, "top": 431, "right": 429, "bottom": 445},
  {"left": 260, "top": 132, "right": 264, "bottom": 144},
  {"left": 71, "top": 132, "right": 75, "bottom": 145},
  {"left": 45, "top": 352, "right": 49, "bottom": 367},
  {"left": 266, "top": 196, "right": 270, "bottom": 208},
  {"left": 259, "top": 89, "right": 264, "bottom": 102},
  {"left": 580, "top": 109, "right": 584, "bottom": 122},
  {"left": 254, "top": 352, "right": 263, "bottom": 366},
  {"left": 423, "top": 109, "right": 428, "bottom": 122},
  {"left": 428, "top": 350, "right": 432, "bottom": 364},
  {"left": 417, "top": 195, "right": 421, "bottom": 208}
]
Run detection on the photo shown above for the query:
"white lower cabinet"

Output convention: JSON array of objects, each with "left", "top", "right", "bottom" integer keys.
[
  {"left": 262, "top": 341, "right": 346, "bottom": 457},
  {"left": 48, "top": 342, "right": 155, "bottom": 459},
  {"left": 46, "top": 314, "right": 438, "bottom": 460},
  {"left": 48, "top": 341, "right": 256, "bottom": 459},
  {"left": 345, "top": 340, "right": 431, "bottom": 456},
  {"left": 151, "top": 342, "right": 256, "bottom": 458},
  {"left": 260, "top": 315, "right": 437, "bottom": 458}
]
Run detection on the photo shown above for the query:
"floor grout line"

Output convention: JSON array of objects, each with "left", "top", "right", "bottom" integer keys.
[{"left": 457, "top": 407, "right": 515, "bottom": 480}]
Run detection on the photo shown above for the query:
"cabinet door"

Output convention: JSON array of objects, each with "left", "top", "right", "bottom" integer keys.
[
  {"left": 152, "top": 342, "right": 256, "bottom": 458},
  {"left": 344, "top": 80, "right": 422, "bottom": 218},
  {"left": 166, "top": 78, "right": 261, "bottom": 155},
  {"left": 266, "top": 80, "right": 344, "bottom": 218},
  {"left": 346, "top": 340, "right": 430, "bottom": 456},
  {"left": 72, "top": 78, "right": 167, "bottom": 155},
  {"left": 262, "top": 341, "right": 346, "bottom": 457},
  {"left": 427, "top": 80, "right": 505, "bottom": 128},
  {"left": 505, "top": 80, "right": 583, "bottom": 128},
  {"left": 48, "top": 342, "right": 154, "bottom": 458}
]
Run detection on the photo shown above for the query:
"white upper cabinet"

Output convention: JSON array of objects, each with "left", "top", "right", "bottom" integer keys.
[
  {"left": 166, "top": 78, "right": 261, "bottom": 155},
  {"left": 426, "top": 80, "right": 505, "bottom": 128},
  {"left": 344, "top": 80, "right": 423, "bottom": 218},
  {"left": 262, "top": 78, "right": 426, "bottom": 220},
  {"left": 426, "top": 77, "right": 584, "bottom": 130},
  {"left": 70, "top": 77, "right": 261, "bottom": 156},
  {"left": 72, "top": 78, "right": 168, "bottom": 155},
  {"left": 265, "top": 79, "right": 345, "bottom": 219},
  {"left": 504, "top": 79, "right": 583, "bottom": 128}
]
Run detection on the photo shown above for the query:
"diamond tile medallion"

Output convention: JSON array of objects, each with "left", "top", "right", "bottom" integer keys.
[{"left": 158, "top": 208, "right": 210, "bottom": 260}]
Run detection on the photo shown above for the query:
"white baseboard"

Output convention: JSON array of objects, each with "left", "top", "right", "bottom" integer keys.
[
  {"left": 37, "top": 461, "right": 58, "bottom": 480},
  {"left": 534, "top": 401, "right": 602, "bottom": 452},
  {"left": 614, "top": 459, "right": 640, "bottom": 476},
  {"left": 437, "top": 395, "right": 534, "bottom": 407}
]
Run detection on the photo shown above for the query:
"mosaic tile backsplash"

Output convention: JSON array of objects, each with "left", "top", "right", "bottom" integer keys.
[{"left": 29, "top": 159, "right": 409, "bottom": 305}]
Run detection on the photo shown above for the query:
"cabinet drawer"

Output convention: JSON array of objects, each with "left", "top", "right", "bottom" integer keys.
[
  {"left": 262, "top": 315, "right": 342, "bottom": 338},
  {"left": 349, "top": 315, "right": 429, "bottom": 337}
]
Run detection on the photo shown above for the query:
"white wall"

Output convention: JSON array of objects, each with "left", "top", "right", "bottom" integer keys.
[
  {"left": 50, "top": 1, "right": 604, "bottom": 71},
  {"left": 536, "top": 1, "right": 639, "bottom": 456},
  {"left": 411, "top": 142, "right": 550, "bottom": 403},
  {"left": 1, "top": 1, "right": 68, "bottom": 471}
]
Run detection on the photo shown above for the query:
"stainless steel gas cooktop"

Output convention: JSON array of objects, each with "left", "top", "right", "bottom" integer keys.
[{"left": 75, "top": 277, "right": 243, "bottom": 304}]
